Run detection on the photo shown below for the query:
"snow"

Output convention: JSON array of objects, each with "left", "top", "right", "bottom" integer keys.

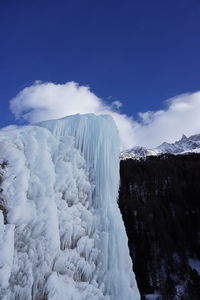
[
  {"left": 121, "top": 133, "right": 200, "bottom": 159},
  {"left": 0, "top": 212, "right": 15, "bottom": 289},
  {"left": 145, "top": 294, "right": 161, "bottom": 300},
  {"left": 0, "top": 114, "right": 140, "bottom": 299},
  {"left": 188, "top": 258, "right": 200, "bottom": 275}
]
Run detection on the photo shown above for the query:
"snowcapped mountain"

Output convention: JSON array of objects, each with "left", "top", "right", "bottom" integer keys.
[
  {"left": 157, "top": 133, "right": 200, "bottom": 154},
  {"left": 121, "top": 133, "right": 200, "bottom": 159},
  {"left": 0, "top": 114, "right": 140, "bottom": 300}
]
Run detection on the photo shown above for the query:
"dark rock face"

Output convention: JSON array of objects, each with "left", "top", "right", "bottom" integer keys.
[
  {"left": 119, "top": 154, "right": 200, "bottom": 299},
  {"left": 0, "top": 161, "right": 7, "bottom": 224}
]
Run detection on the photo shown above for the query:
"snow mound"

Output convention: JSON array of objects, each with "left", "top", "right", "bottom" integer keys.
[{"left": 0, "top": 114, "right": 140, "bottom": 300}]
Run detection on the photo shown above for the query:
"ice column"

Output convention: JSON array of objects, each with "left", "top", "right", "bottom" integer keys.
[{"left": 39, "top": 114, "right": 140, "bottom": 300}]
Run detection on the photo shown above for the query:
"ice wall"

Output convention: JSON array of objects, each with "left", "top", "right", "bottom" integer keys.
[
  {"left": 39, "top": 114, "right": 140, "bottom": 299},
  {"left": 0, "top": 114, "right": 140, "bottom": 299}
]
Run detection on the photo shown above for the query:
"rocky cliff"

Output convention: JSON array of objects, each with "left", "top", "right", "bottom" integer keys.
[{"left": 119, "top": 153, "right": 200, "bottom": 299}]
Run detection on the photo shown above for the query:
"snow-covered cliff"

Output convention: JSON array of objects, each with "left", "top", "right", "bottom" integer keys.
[{"left": 0, "top": 114, "right": 140, "bottom": 300}]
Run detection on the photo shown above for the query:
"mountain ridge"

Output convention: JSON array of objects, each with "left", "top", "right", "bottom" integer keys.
[{"left": 121, "top": 133, "right": 200, "bottom": 159}]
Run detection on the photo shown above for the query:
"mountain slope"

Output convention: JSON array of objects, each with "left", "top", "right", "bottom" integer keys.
[{"left": 119, "top": 154, "right": 200, "bottom": 299}]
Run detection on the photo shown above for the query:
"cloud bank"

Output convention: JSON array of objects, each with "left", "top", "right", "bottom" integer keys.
[
  {"left": 10, "top": 81, "right": 136, "bottom": 150},
  {"left": 136, "top": 92, "right": 200, "bottom": 147},
  {"left": 10, "top": 81, "right": 200, "bottom": 149}
]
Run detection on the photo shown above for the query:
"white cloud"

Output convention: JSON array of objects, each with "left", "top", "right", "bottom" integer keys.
[
  {"left": 111, "top": 100, "right": 123, "bottom": 109},
  {"left": 10, "top": 81, "right": 136, "bottom": 150},
  {"left": 138, "top": 110, "right": 164, "bottom": 125},
  {"left": 9, "top": 81, "right": 200, "bottom": 149},
  {"left": 135, "top": 92, "right": 200, "bottom": 147}
]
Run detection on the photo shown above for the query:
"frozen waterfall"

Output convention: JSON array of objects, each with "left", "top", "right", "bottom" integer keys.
[{"left": 0, "top": 114, "right": 140, "bottom": 299}]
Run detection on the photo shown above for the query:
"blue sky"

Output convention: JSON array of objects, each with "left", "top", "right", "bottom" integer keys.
[{"left": 1, "top": 0, "right": 200, "bottom": 145}]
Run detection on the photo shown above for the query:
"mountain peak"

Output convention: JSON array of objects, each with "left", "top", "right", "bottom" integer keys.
[
  {"left": 121, "top": 133, "right": 200, "bottom": 159},
  {"left": 181, "top": 134, "right": 187, "bottom": 140}
]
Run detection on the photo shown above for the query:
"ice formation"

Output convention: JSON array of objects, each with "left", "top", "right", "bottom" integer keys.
[{"left": 0, "top": 114, "right": 140, "bottom": 300}]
